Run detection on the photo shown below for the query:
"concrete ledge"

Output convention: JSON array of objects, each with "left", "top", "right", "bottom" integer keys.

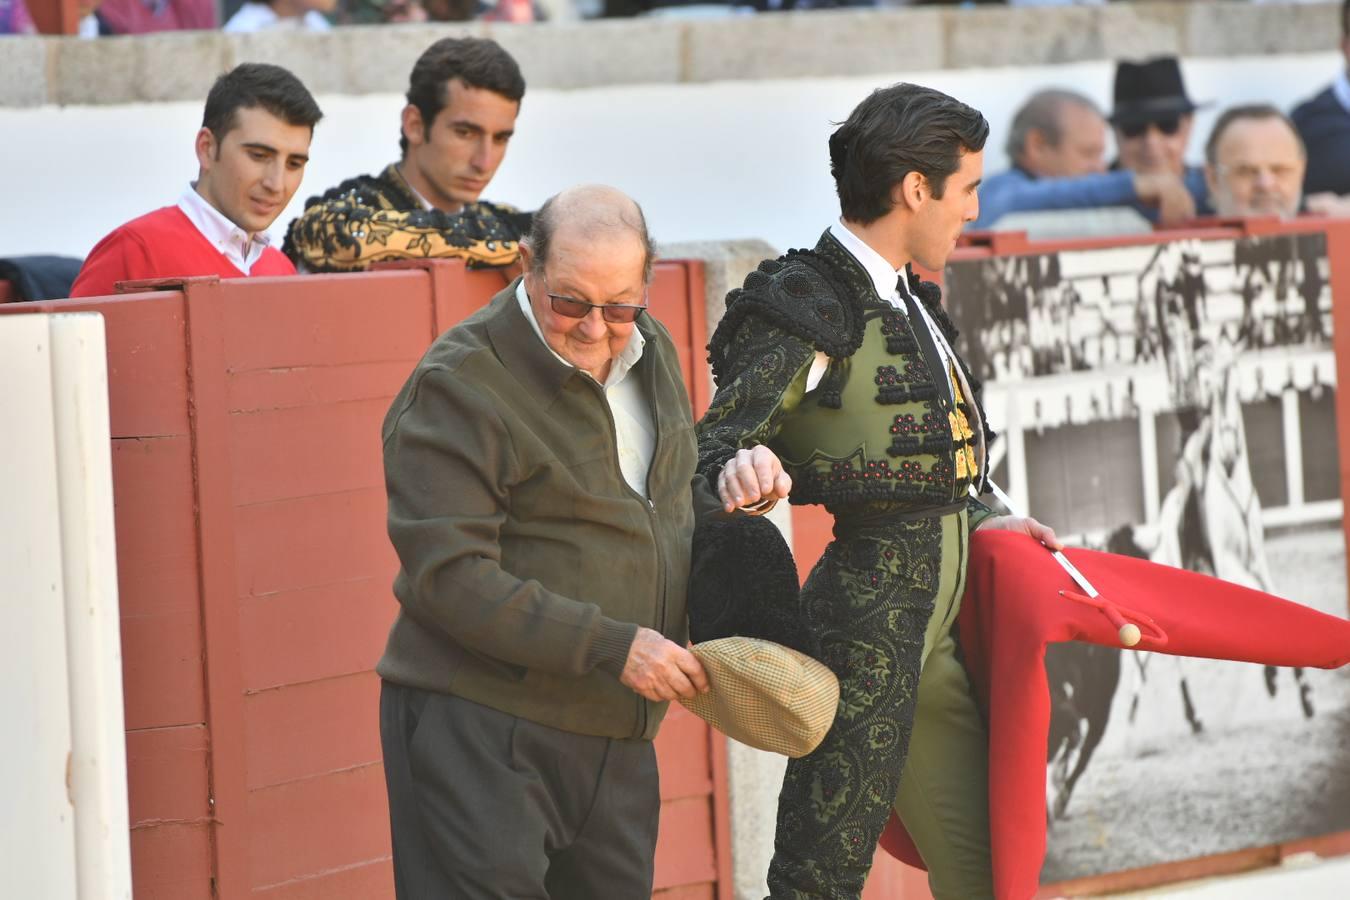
[
  {"left": 684, "top": 10, "right": 944, "bottom": 83},
  {"left": 1, "top": 2, "right": 1340, "bottom": 108}
]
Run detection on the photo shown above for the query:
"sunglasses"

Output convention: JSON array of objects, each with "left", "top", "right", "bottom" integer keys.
[
  {"left": 547, "top": 292, "right": 647, "bottom": 324},
  {"left": 1119, "top": 116, "right": 1182, "bottom": 139}
]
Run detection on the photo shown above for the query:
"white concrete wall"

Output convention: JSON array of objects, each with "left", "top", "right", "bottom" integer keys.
[{"left": 1, "top": 52, "right": 1338, "bottom": 263}]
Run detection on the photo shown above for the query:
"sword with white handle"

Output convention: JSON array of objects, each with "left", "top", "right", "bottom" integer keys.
[{"left": 977, "top": 481, "right": 1143, "bottom": 647}]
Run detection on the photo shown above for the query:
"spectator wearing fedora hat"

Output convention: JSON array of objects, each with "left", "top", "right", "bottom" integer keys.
[
  {"left": 1292, "top": 0, "right": 1350, "bottom": 216},
  {"left": 1107, "top": 56, "right": 1212, "bottom": 216},
  {"left": 974, "top": 87, "right": 1202, "bottom": 230}
]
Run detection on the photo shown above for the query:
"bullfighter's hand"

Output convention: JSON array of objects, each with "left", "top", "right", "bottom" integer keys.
[
  {"left": 620, "top": 627, "right": 710, "bottom": 702},
  {"left": 978, "top": 514, "right": 1064, "bottom": 551},
  {"left": 718, "top": 445, "right": 792, "bottom": 514}
]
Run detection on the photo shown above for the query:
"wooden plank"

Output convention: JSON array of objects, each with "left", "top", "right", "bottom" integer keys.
[
  {"left": 184, "top": 281, "right": 251, "bottom": 898},
  {"left": 244, "top": 672, "right": 383, "bottom": 791},
  {"left": 790, "top": 504, "right": 836, "bottom": 585},
  {"left": 253, "top": 859, "right": 393, "bottom": 899},
  {"left": 228, "top": 399, "right": 390, "bottom": 507},
  {"left": 444, "top": 263, "right": 512, "bottom": 332},
  {"left": 1327, "top": 220, "right": 1350, "bottom": 617},
  {"left": 863, "top": 850, "right": 932, "bottom": 900},
  {"left": 232, "top": 487, "right": 397, "bottom": 599},
  {"left": 649, "top": 263, "right": 694, "bottom": 403},
  {"left": 228, "top": 361, "right": 415, "bottom": 414},
  {"left": 0, "top": 293, "right": 191, "bottom": 438},
  {"left": 129, "top": 823, "right": 214, "bottom": 900},
  {"left": 683, "top": 260, "right": 712, "bottom": 418},
  {"left": 652, "top": 885, "right": 715, "bottom": 900},
  {"left": 653, "top": 795, "right": 717, "bottom": 890},
  {"left": 239, "top": 578, "right": 397, "bottom": 692},
  {"left": 247, "top": 763, "right": 391, "bottom": 890},
  {"left": 217, "top": 273, "right": 433, "bottom": 373},
  {"left": 655, "top": 704, "right": 714, "bottom": 801},
  {"left": 119, "top": 607, "right": 206, "bottom": 731},
  {"left": 111, "top": 436, "right": 205, "bottom": 730},
  {"left": 708, "top": 730, "right": 734, "bottom": 900},
  {"left": 1040, "top": 845, "right": 1277, "bottom": 898},
  {"left": 125, "top": 725, "right": 210, "bottom": 827}
]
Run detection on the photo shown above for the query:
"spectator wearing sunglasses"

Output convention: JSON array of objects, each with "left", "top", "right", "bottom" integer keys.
[
  {"left": 1291, "top": 0, "right": 1350, "bottom": 216},
  {"left": 1205, "top": 105, "right": 1306, "bottom": 219},
  {"left": 376, "top": 184, "right": 789, "bottom": 899},
  {"left": 1107, "top": 56, "right": 1211, "bottom": 217},
  {"left": 974, "top": 87, "right": 1200, "bottom": 230}
]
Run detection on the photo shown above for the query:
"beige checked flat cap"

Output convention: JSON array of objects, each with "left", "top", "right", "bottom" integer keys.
[{"left": 680, "top": 636, "right": 840, "bottom": 758}]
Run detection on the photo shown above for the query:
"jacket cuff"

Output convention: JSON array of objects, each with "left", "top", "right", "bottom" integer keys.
[{"left": 588, "top": 619, "right": 639, "bottom": 678}]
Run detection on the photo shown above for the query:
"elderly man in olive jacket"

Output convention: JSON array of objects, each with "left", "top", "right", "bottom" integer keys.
[{"left": 376, "top": 184, "right": 789, "bottom": 899}]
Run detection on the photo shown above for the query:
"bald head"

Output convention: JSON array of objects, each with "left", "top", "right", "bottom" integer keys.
[{"left": 524, "top": 184, "right": 656, "bottom": 283}]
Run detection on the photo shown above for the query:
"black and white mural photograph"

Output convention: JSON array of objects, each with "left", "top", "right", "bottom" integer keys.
[{"left": 944, "top": 233, "right": 1350, "bottom": 881}]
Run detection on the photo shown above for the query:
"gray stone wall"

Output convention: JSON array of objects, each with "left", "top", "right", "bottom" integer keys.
[{"left": 2, "top": 2, "right": 1340, "bottom": 108}]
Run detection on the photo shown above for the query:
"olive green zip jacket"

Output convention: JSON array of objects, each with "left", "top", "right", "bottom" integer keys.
[{"left": 377, "top": 281, "right": 719, "bottom": 740}]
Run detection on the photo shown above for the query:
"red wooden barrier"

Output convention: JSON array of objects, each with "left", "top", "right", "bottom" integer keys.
[{"left": 0, "top": 259, "right": 729, "bottom": 900}]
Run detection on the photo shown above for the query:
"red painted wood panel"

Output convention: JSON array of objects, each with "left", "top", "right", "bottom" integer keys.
[
  {"left": 232, "top": 487, "right": 396, "bottom": 598},
  {"left": 247, "top": 763, "right": 391, "bottom": 890},
  {"left": 653, "top": 795, "right": 718, "bottom": 890},
  {"left": 790, "top": 504, "right": 835, "bottom": 586},
  {"left": 653, "top": 885, "right": 715, "bottom": 900},
  {"left": 110, "top": 436, "right": 205, "bottom": 730},
  {"left": 217, "top": 272, "right": 434, "bottom": 373},
  {"left": 125, "top": 725, "right": 209, "bottom": 826},
  {"left": 227, "top": 361, "right": 415, "bottom": 414},
  {"left": 655, "top": 705, "right": 715, "bottom": 801},
  {"left": 129, "top": 823, "right": 214, "bottom": 900},
  {"left": 252, "top": 859, "right": 393, "bottom": 899},
  {"left": 244, "top": 672, "right": 383, "bottom": 791},
  {"left": 0, "top": 292, "right": 192, "bottom": 437},
  {"left": 228, "top": 400, "right": 389, "bottom": 507},
  {"left": 238, "top": 578, "right": 397, "bottom": 692}
]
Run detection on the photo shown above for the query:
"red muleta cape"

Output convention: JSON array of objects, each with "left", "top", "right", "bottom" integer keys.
[{"left": 878, "top": 530, "right": 1350, "bottom": 899}]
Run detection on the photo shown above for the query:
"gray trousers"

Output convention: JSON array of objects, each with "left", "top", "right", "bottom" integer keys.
[{"left": 379, "top": 681, "right": 661, "bottom": 900}]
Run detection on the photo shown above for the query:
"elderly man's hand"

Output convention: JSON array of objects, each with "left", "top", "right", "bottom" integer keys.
[
  {"left": 620, "top": 627, "right": 709, "bottom": 702},
  {"left": 978, "top": 514, "right": 1063, "bottom": 551},
  {"left": 718, "top": 445, "right": 792, "bottom": 514}
]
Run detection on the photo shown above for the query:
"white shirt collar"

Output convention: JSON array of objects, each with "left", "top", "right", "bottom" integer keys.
[
  {"left": 177, "top": 185, "right": 271, "bottom": 272},
  {"left": 403, "top": 176, "right": 437, "bottom": 212},
  {"left": 829, "top": 220, "right": 910, "bottom": 302},
  {"left": 515, "top": 279, "right": 645, "bottom": 387},
  {"left": 1334, "top": 68, "right": 1350, "bottom": 115}
]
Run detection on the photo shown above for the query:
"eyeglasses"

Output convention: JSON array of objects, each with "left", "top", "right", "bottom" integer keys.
[
  {"left": 546, "top": 292, "right": 647, "bottom": 324},
  {"left": 1119, "top": 116, "right": 1182, "bottom": 139}
]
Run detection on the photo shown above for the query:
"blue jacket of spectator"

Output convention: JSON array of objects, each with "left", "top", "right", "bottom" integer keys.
[
  {"left": 972, "top": 164, "right": 1210, "bottom": 230},
  {"left": 1292, "top": 83, "right": 1350, "bottom": 197}
]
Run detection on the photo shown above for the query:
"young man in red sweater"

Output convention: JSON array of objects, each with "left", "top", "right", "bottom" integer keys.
[{"left": 70, "top": 63, "right": 323, "bottom": 298}]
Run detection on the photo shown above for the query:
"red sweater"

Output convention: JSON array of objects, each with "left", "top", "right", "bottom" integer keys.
[
  {"left": 70, "top": 205, "right": 295, "bottom": 298},
  {"left": 879, "top": 532, "right": 1350, "bottom": 898}
]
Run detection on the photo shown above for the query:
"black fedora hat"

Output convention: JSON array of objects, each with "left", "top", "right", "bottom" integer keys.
[{"left": 1109, "top": 57, "right": 1203, "bottom": 127}]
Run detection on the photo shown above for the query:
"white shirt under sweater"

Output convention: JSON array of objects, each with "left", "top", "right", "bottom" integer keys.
[
  {"left": 805, "top": 221, "right": 957, "bottom": 398},
  {"left": 177, "top": 185, "right": 273, "bottom": 275},
  {"left": 515, "top": 280, "right": 656, "bottom": 498}
]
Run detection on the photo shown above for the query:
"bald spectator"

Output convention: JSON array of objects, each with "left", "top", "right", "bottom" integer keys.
[
  {"left": 1205, "top": 105, "right": 1306, "bottom": 219},
  {"left": 1292, "top": 0, "right": 1350, "bottom": 215},
  {"left": 974, "top": 87, "right": 1201, "bottom": 230},
  {"left": 377, "top": 183, "right": 787, "bottom": 899}
]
